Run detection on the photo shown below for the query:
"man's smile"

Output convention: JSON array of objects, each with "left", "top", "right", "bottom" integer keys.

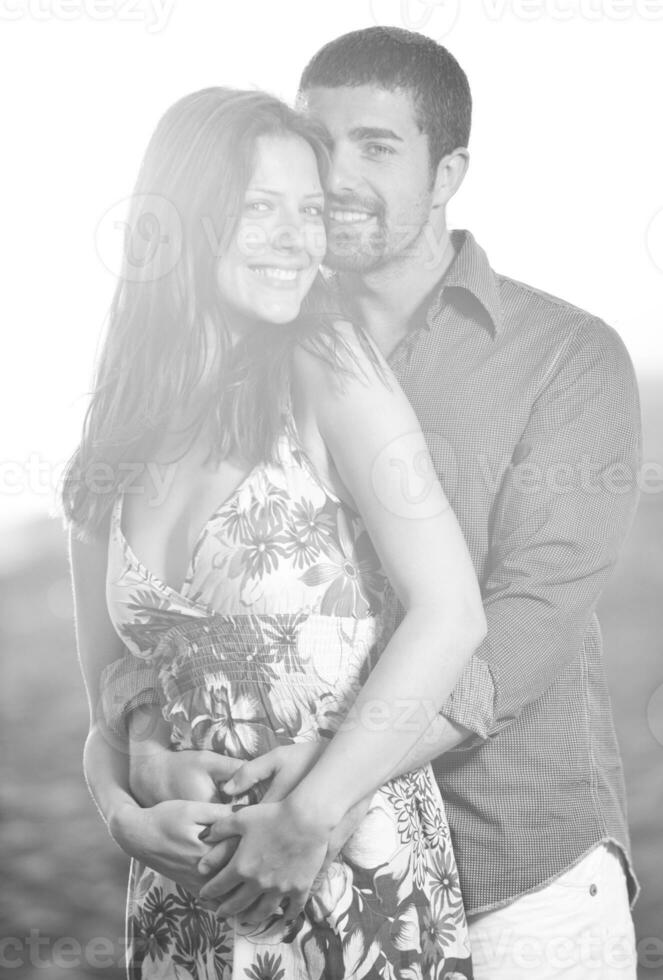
[{"left": 327, "top": 209, "right": 375, "bottom": 225}]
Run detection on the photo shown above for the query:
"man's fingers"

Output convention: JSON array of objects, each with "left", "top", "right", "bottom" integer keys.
[
  {"left": 282, "top": 890, "right": 308, "bottom": 925},
  {"left": 215, "top": 882, "right": 263, "bottom": 917},
  {"left": 202, "top": 811, "right": 244, "bottom": 844},
  {"left": 199, "top": 862, "right": 243, "bottom": 902},
  {"left": 198, "top": 839, "right": 238, "bottom": 877},
  {"left": 190, "top": 802, "right": 236, "bottom": 827},
  {"left": 223, "top": 754, "right": 277, "bottom": 796},
  {"left": 237, "top": 890, "right": 283, "bottom": 925},
  {"left": 202, "top": 752, "right": 243, "bottom": 782}
]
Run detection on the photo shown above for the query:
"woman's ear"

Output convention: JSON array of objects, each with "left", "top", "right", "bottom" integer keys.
[{"left": 432, "top": 148, "right": 470, "bottom": 209}]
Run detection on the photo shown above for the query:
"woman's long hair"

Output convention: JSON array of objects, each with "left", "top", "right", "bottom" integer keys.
[{"left": 61, "top": 88, "right": 388, "bottom": 541}]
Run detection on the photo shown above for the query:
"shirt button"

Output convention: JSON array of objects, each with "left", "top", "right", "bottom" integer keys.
[{"left": 589, "top": 883, "right": 598, "bottom": 896}]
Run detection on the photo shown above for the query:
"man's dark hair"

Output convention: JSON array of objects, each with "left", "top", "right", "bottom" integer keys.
[{"left": 299, "top": 26, "right": 472, "bottom": 168}]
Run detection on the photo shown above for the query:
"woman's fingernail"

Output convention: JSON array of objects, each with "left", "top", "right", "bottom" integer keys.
[{"left": 198, "top": 826, "right": 211, "bottom": 841}]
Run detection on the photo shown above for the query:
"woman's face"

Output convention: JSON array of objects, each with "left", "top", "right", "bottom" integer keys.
[{"left": 217, "top": 134, "right": 327, "bottom": 326}]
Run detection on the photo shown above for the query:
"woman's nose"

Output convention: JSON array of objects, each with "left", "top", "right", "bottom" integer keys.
[{"left": 270, "top": 213, "right": 305, "bottom": 252}]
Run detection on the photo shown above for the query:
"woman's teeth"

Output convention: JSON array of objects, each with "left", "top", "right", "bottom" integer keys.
[
  {"left": 250, "top": 267, "right": 299, "bottom": 281},
  {"left": 329, "top": 210, "right": 373, "bottom": 224}
]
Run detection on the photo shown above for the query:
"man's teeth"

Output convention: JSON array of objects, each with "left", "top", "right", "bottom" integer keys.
[
  {"left": 250, "top": 267, "right": 299, "bottom": 281},
  {"left": 329, "top": 210, "right": 373, "bottom": 224}
]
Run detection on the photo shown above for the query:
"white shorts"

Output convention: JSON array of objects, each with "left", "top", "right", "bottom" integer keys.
[{"left": 467, "top": 842, "right": 637, "bottom": 979}]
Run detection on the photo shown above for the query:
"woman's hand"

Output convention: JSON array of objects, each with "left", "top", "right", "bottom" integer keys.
[
  {"left": 110, "top": 800, "right": 239, "bottom": 897},
  {"left": 197, "top": 800, "right": 330, "bottom": 923},
  {"left": 130, "top": 745, "right": 243, "bottom": 807},
  {"left": 221, "top": 741, "right": 327, "bottom": 803}
]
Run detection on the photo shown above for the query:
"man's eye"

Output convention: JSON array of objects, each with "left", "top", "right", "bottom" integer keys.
[{"left": 365, "top": 143, "right": 394, "bottom": 158}]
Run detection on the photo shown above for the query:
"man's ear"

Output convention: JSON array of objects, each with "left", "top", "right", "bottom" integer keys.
[{"left": 432, "top": 148, "right": 470, "bottom": 208}]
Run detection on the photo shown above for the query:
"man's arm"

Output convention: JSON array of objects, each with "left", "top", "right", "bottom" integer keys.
[
  {"left": 347, "top": 316, "right": 641, "bottom": 782},
  {"left": 405, "top": 316, "right": 642, "bottom": 761},
  {"left": 100, "top": 317, "right": 643, "bottom": 808},
  {"left": 99, "top": 654, "right": 241, "bottom": 805}
]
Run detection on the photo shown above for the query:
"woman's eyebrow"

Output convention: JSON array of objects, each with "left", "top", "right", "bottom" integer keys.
[
  {"left": 246, "top": 187, "right": 324, "bottom": 198},
  {"left": 348, "top": 127, "right": 404, "bottom": 142}
]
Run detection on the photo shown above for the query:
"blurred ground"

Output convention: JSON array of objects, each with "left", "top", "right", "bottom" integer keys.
[{"left": 2, "top": 384, "right": 662, "bottom": 979}]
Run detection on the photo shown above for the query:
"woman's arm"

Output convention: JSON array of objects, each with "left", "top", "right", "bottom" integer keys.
[
  {"left": 68, "top": 522, "right": 141, "bottom": 831},
  {"left": 68, "top": 526, "right": 234, "bottom": 893},
  {"left": 200, "top": 322, "right": 486, "bottom": 914}
]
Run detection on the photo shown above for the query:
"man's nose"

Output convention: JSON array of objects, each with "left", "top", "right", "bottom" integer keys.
[{"left": 326, "top": 146, "right": 360, "bottom": 198}]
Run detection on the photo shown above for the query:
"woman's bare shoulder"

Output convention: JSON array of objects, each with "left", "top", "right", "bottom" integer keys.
[{"left": 292, "top": 319, "right": 394, "bottom": 398}]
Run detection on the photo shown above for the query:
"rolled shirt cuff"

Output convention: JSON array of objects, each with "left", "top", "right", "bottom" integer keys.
[
  {"left": 437, "top": 654, "right": 498, "bottom": 750},
  {"left": 99, "top": 658, "right": 164, "bottom": 739}
]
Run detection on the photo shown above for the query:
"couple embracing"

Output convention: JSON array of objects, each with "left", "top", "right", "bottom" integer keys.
[{"left": 63, "top": 26, "right": 641, "bottom": 980}]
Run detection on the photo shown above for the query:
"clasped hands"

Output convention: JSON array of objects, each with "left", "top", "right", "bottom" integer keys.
[{"left": 127, "top": 741, "right": 371, "bottom": 927}]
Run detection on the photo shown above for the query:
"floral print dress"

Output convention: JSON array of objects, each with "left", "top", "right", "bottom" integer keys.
[{"left": 104, "top": 413, "right": 473, "bottom": 980}]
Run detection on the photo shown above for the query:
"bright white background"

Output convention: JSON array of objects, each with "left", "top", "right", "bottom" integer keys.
[{"left": 1, "top": 0, "right": 662, "bottom": 527}]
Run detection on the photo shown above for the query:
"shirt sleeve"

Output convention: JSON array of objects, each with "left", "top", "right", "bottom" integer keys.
[
  {"left": 99, "top": 650, "right": 164, "bottom": 740},
  {"left": 438, "top": 316, "right": 642, "bottom": 748}
]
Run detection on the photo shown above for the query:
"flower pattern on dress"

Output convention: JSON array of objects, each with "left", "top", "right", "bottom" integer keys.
[{"left": 106, "top": 422, "right": 473, "bottom": 979}]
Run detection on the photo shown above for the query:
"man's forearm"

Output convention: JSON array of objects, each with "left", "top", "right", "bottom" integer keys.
[{"left": 83, "top": 723, "right": 139, "bottom": 833}]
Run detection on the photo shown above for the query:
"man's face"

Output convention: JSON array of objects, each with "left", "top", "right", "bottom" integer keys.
[{"left": 302, "top": 85, "right": 436, "bottom": 273}]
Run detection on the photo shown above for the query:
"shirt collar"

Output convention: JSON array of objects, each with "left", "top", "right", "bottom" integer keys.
[{"left": 425, "top": 230, "right": 503, "bottom": 337}]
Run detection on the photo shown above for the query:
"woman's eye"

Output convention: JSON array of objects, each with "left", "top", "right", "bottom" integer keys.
[
  {"left": 245, "top": 200, "right": 271, "bottom": 213},
  {"left": 365, "top": 143, "right": 394, "bottom": 159},
  {"left": 303, "top": 204, "right": 324, "bottom": 217}
]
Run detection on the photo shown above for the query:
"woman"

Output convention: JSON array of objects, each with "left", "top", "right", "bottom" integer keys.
[{"left": 63, "top": 87, "right": 486, "bottom": 979}]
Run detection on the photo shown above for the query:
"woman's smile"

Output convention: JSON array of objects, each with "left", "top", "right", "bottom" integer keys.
[{"left": 247, "top": 262, "right": 310, "bottom": 288}]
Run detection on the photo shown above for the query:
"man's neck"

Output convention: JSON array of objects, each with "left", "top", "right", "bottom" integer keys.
[{"left": 338, "top": 228, "right": 456, "bottom": 358}]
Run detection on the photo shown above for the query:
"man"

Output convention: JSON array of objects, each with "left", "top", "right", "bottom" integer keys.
[
  {"left": 287, "top": 27, "right": 641, "bottom": 979},
  {"left": 102, "top": 27, "right": 642, "bottom": 980}
]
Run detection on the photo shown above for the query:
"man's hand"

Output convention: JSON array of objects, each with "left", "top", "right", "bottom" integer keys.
[
  {"left": 130, "top": 744, "right": 243, "bottom": 807},
  {"left": 125, "top": 704, "right": 242, "bottom": 806},
  {"left": 110, "top": 800, "right": 239, "bottom": 898}
]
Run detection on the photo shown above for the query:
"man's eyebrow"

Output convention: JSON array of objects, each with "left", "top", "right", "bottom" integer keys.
[{"left": 348, "top": 127, "right": 404, "bottom": 142}]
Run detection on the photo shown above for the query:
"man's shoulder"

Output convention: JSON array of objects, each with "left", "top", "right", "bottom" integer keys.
[
  {"left": 493, "top": 272, "right": 636, "bottom": 389},
  {"left": 495, "top": 272, "right": 628, "bottom": 350},
  {"left": 496, "top": 271, "right": 594, "bottom": 325}
]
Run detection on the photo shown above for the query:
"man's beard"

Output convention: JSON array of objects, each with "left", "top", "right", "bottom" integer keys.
[
  {"left": 324, "top": 194, "right": 432, "bottom": 274},
  {"left": 324, "top": 193, "right": 390, "bottom": 272}
]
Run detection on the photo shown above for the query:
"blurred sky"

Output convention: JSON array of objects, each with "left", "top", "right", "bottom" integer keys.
[{"left": 1, "top": 0, "right": 662, "bottom": 527}]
